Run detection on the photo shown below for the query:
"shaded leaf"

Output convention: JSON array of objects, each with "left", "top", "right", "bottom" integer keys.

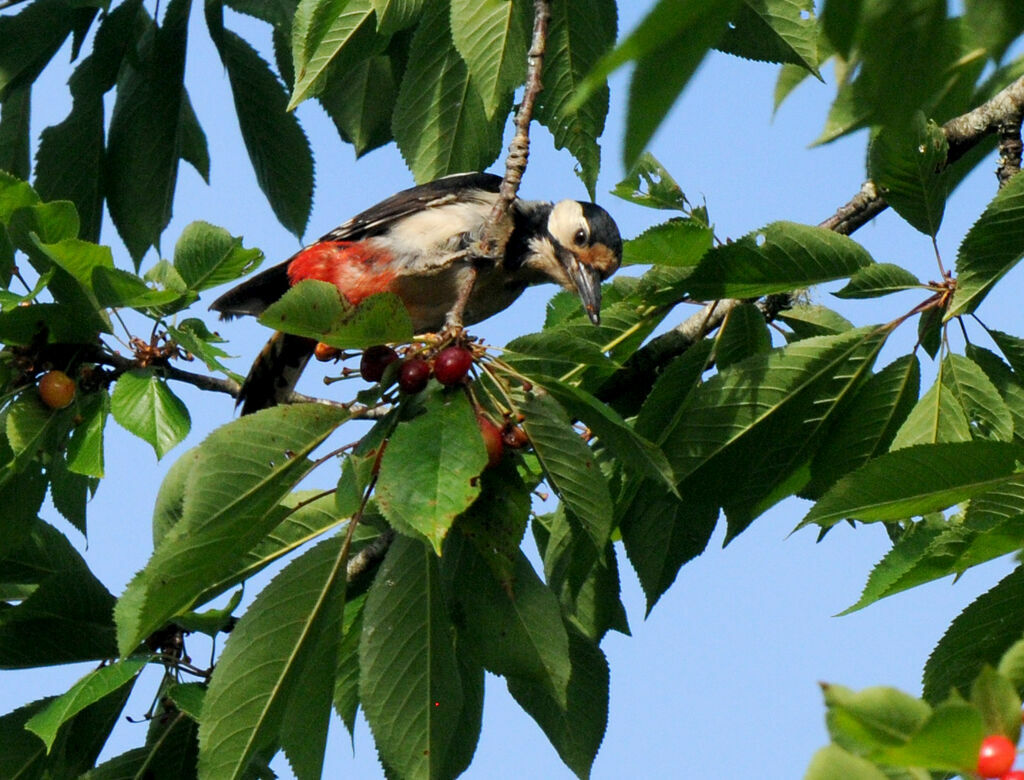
[
  {"left": 833, "top": 263, "right": 923, "bottom": 299},
  {"left": 717, "top": 0, "right": 820, "bottom": 74}
]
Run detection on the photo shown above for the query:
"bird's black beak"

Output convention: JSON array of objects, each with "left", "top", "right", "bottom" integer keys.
[{"left": 560, "top": 248, "right": 603, "bottom": 325}]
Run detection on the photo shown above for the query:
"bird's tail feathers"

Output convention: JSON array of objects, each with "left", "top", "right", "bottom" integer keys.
[{"left": 238, "top": 331, "right": 316, "bottom": 415}]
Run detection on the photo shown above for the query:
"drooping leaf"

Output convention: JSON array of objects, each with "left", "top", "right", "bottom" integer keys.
[
  {"left": 520, "top": 391, "right": 614, "bottom": 551},
  {"left": 507, "top": 630, "right": 609, "bottom": 779},
  {"left": 867, "top": 113, "right": 949, "bottom": 236},
  {"left": 0, "top": 0, "right": 77, "bottom": 98},
  {"left": 619, "top": 480, "right": 718, "bottom": 612},
  {"left": 105, "top": 0, "right": 191, "bottom": 264},
  {"left": 198, "top": 537, "right": 345, "bottom": 780},
  {"left": 289, "top": 0, "right": 376, "bottom": 110},
  {"left": 890, "top": 377, "right": 972, "bottom": 450},
  {"left": 110, "top": 370, "right": 191, "bottom": 459},
  {"left": 392, "top": 0, "right": 506, "bottom": 181},
  {"left": 534, "top": 0, "right": 617, "bottom": 196},
  {"left": 375, "top": 391, "right": 487, "bottom": 553},
  {"left": 941, "top": 353, "right": 1014, "bottom": 442},
  {"left": 924, "top": 565, "right": 1024, "bottom": 703},
  {"left": 610, "top": 152, "right": 689, "bottom": 211},
  {"left": 360, "top": 534, "right": 466, "bottom": 780},
  {"left": 805, "top": 745, "right": 889, "bottom": 780},
  {"left": 318, "top": 54, "right": 398, "bottom": 157},
  {"left": 207, "top": 8, "right": 315, "bottom": 238},
  {"left": 449, "top": 0, "right": 530, "bottom": 119},
  {"left": 0, "top": 84, "right": 31, "bottom": 180},
  {"left": 801, "top": 441, "right": 1024, "bottom": 529},
  {"left": 444, "top": 532, "right": 571, "bottom": 707}
]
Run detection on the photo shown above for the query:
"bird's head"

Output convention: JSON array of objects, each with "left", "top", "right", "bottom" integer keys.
[{"left": 525, "top": 200, "right": 622, "bottom": 324}]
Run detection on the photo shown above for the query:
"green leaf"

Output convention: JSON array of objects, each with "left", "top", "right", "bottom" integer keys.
[
  {"left": 0, "top": 519, "right": 117, "bottom": 667},
  {"left": 890, "top": 377, "right": 972, "bottom": 450},
  {"left": 662, "top": 329, "right": 884, "bottom": 501},
  {"left": 942, "top": 353, "right": 1014, "bottom": 442},
  {"left": 392, "top": 0, "right": 506, "bottom": 181},
  {"left": 360, "top": 534, "right": 466, "bottom": 780},
  {"left": 0, "top": 84, "right": 31, "bottom": 180},
  {"left": 520, "top": 391, "right": 614, "bottom": 551},
  {"left": 34, "top": 0, "right": 140, "bottom": 243},
  {"left": 874, "top": 700, "right": 984, "bottom": 772},
  {"left": 25, "top": 658, "right": 147, "bottom": 751},
  {"left": 867, "top": 113, "right": 949, "bottom": 236},
  {"left": 105, "top": 0, "right": 190, "bottom": 264},
  {"left": 507, "top": 630, "right": 608, "bottom": 779},
  {"left": 114, "top": 404, "right": 349, "bottom": 655},
  {"left": 537, "top": 376, "right": 677, "bottom": 494},
  {"left": 801, "top": 441, "right": 1024, "bottom": 529},
  {"left": 833, "top": 263, "right": 923, "bottom": 299},
  {"left": 173, "top": 221, "right": 263, "bottom": 294},
  {"left": 0, "top": 0, "right": 76, "bottom": 98},
  {"left": 965, "top": 0, "right": 1024, "bottom": 61},
  {"left": 110, "top": 370, "right": 191, "bottom": 459},
  {"left": 318, "top": 53, "right": 398, "bottom": 157},
  {"left": 948, "top": 170, "right": 1024, "bottom": 318},
  {"left": 610, "top": 152, "right": 689, "bottom": 211},
  {"left": 823, "top": 683, "right": 931, "bottom": 753},
  {"left": 449, "top": 0, "right": 530, "bottom": 118},
  {"left": 619, "top": 481, "right": 717, "bottom": 613},
  {"left": 621, "top": 218, "right": 713, "bottom": 267},
  {"left": 372, "top": 0, "right": 423, "bottom": 34},
  {"left": 167, "top": 318, "right": 240, "bottom": 379},
  {"left": 971, "top": 666, "right": 1022, "bottom": 741},
  {"left": 444, "top": 532, "right": 571, "bottom": 707},
  {"left": 805, "top": 745, "right": 889, "bottom": 780},
  {"left": 289, "top": 0, "right": 376, "bottom": 110},
  {"left": 779, "top": 303, "right": 853, "bottom": 339},
  {"left": 210, "top": 18, "right": 314, "bottom": 238},
  {"left": 198, "top": 537, "right": 345, "bottom": 780},
  {"left": 259, "top": 280, "right": 414, "bottom": 348},
  {"left": 988, "top": 328, "right": 1024, "bottom": 378},
  {"left": 573, "top": 0, "right": 739, "bottom": 166},
  {"left": 924, "top": 565, "right": 1024, "bottom": 703},
  {"left": 714, "top": 301, "right": 771, "bottom": 369},
  {"left": 683, "top": 221, "right": 873, "bottom": 299},
  {"left": 534, "top": 0, "right": 616, "bottom": 196},
  {"left": 376, "top": 391, "right": 486, "bottom": 553},
  {"left": 716, "top": 0, "right": 820, "bottom": 74},
  {"left": 805, "top": 354, "right": 920, "bottom": 498}
]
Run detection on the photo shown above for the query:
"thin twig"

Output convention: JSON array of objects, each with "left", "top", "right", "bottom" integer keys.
[{"left": 85, "top": 347, "right": 241, "bottom": 397}]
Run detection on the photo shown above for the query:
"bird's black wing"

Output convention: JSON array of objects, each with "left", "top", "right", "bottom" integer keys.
[{"left": 318, "top": 172, "right": 502, "bottom": 241}]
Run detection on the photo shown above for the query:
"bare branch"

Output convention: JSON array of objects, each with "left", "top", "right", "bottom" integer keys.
[
  {"left": 87, "top": 347, "right": 241, "bottom": 397},
  {"left": 347, "top": 528, "right": 395, "bottom": 583}
]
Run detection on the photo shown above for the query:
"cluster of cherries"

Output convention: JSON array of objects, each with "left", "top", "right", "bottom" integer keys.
[
  {"left": 978, "top": 734, "right": 1022, "bottom": 779},
  {"left": 357, "top": 343, "right": 475, "bottom": 394},
  {"left": 357, "top": 343, "right": 525, "bottom": 468}
]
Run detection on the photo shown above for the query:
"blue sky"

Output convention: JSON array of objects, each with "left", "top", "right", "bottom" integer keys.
[{"left": 3, "top": 3, "right": 1021, "bottom": 778}]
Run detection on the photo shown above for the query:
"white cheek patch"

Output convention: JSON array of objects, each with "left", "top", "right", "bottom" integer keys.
[{"left": 547, "top": 200, "right": 585, "bottom": 247}]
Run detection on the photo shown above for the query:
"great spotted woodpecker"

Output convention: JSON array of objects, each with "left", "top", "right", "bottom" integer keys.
[{"left": 211, "top": 172, "right": 623, "bottom": 413}]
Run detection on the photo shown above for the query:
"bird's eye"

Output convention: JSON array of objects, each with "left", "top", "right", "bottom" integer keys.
[{"left": 573, "top": 228, "right": 587, "bottom": 246}]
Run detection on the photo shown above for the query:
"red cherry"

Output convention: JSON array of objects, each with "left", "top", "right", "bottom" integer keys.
[
  {"left": 38, "top": 370, "right": 76, "bottom": 409},
  {"left": 398, "top": 358, "right": 431, "bottom": 394},
  {"left": 433, "top": 345, "right": 473, "bottom": 386},
  {"left": 477, "top": 414, "right": 503, "bottom": 468},
  {"left": 978, "top": 735, "right": 1017, "bottom": 778},
  {"left": 502, "top": 424, "right": 529, "bottom": 449},
  {"left": 1001, "top": 770, "right": 1024, "bottom": 780},
  {"left": 360, "top": 345, "right": 399, "bottom": 382}
]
